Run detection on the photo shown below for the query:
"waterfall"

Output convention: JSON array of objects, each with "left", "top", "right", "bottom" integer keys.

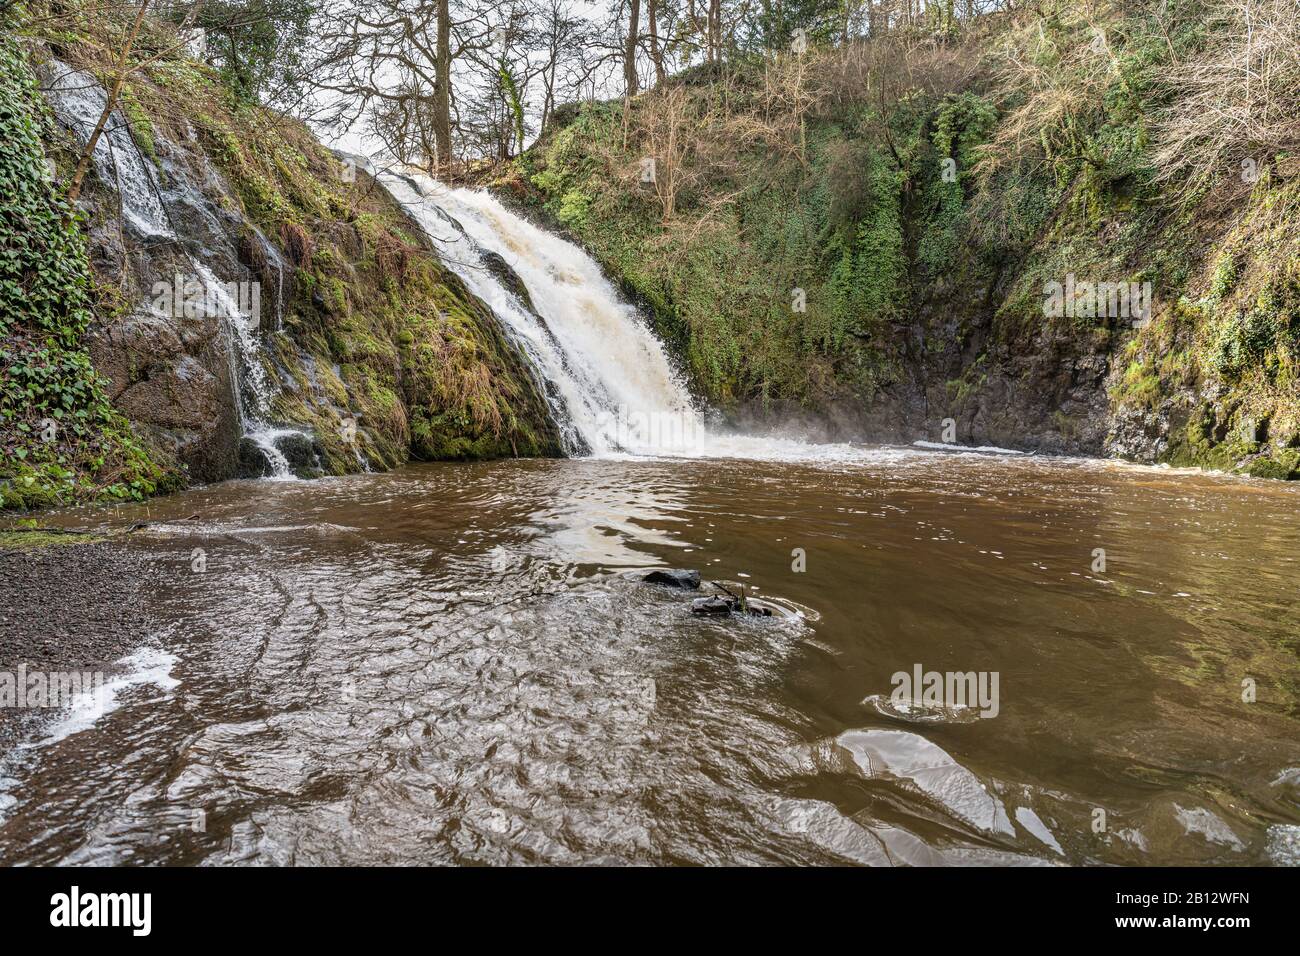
[
  {"left": 189, "top": 264, "right": 300, "bottom": 477},
  {"left": 378, "top": 171, "right": 877, "bottom": 462},
  {"left": 42, "top": 62, "right": 170, "bottom": 238},
  {"left": 379, "top": 171, "right": 708, "bottom": 457},
  {"left": 42, "top": 62, "right": 301, "bottom": 479}
]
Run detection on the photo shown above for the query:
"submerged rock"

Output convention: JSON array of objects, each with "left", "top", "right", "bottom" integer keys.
[
  {"left": 643, "top": 569, "right": 701, "bottom": 589},
  {"left": 691, "top": 596, "right": 733, "bottom": 615},
  {"left": 690, "top": 594, "right": 773, "bottom": 617}
]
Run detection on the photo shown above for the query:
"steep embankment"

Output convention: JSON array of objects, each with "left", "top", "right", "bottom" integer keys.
[
  {"left": 502, "top": 0, "right": 1300, "bottom": 477},
  {"left": 1, "top": 14, "right": 559, "bottom": 511},
  {"left": 0, "top": 33, "right": 166, "bottom": 510}
]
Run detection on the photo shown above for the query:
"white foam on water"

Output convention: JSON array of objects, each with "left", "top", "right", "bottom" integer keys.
[
  {"left": 913, "top": 441, "right": 1026, "bottom": 455},
  {"left": 1266, "top": 824, "right": 1300, "bottom": 865},
  {"left": 27, "top": 647, "right": 180, "bottom": 748},
  {"left": 378, "top": 170, "right": 930, "bottom": 466},
  {"left": 0, "top": 647, "right": 180, "bottom": 823},
  {"left": 1014, "top": 806, "right": 1065, "bottom": 856}
]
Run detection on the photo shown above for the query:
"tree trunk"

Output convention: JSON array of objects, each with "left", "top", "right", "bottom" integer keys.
[
  {"left": 624, "top": 0, "right": 641, "bottom": 96},
  {"left": 433, "top": 0, "right": 453, "bottom": 175},
  {"left": 647, "top": 0, "right": 665, "bottom": 86},
  {"left": 708, "top": 0, "right": 721, "bottom": 63},
  {"left": 66, "top": 0, "right": 151, "bottom": 202}
]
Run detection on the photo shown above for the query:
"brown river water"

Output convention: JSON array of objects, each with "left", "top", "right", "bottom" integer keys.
[{"left": 2, "top": 447, "right": 1299, "bottom": 865}]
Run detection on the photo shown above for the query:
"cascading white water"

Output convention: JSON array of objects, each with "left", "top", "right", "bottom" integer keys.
[
  {"left": 190, "top": 265, "right": 301, "bottom": 478},
  {"left": 43, "top": 62, "right": 171, "bottom": 238},
  {"left": 381, "top": 171, "right": 707, "bottom": 457},
  {"left": 379, "top": 170, "right": 890, "bottom": 463},
  {"left": 42, "top": 63, "right": 302, "bottom": 478}
]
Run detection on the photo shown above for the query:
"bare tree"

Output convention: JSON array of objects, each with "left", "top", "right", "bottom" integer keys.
[
  {"left": 641, "top": 84, "right": 687, "bottom": 219},
  {"left": 309, "top": 0, "right": 494, "bottom": 174},
  {"left": 624, "top": 0, "right": 641, "bottom": 94},
  {"left": 646, "top": 0, "right": 665, "bottom": 86},
  {"left": 1152, "top": 0, "right": 1300, "bottom": 193},
  {"left": 66, "top": 1, "right": 206, "bottom": 200},
  {"left": 533, "top": 0, "right": 591, "bottom": 130}
]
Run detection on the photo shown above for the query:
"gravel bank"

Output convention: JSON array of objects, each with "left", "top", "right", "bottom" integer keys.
[{"left": 0, "top": 537, "right": 162, "bottom": 739}]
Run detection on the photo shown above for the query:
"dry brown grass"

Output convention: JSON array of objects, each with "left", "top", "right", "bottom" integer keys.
[
  {"left": 374, "top": 232, "right": 414, "bottom": 281},
  {"left": 725, "top": 50, "right": 822, "bottom": 167},
  {"left": 977, "top": 4, "right": 1119, "bottom": 176},
  {"left": 1151, "top": 0, "right": 1300, "bottom": 192},
  {"left": 279, "top": 220, "right": 315, "bottom": 267},
  {"left": 808, "top": 27, "right": 983, "bottom": 115}
]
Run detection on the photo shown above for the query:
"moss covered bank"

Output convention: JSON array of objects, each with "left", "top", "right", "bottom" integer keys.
[
  {"left": 500, "top": 0, "right": 1300, "bottom": 477},
  {"left": 1, "top": 7, "right": 560, "bottom": 513}
]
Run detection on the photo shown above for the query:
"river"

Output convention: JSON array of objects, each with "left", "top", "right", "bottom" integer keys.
[{"left": 2, "top": 448, "right": 1298, "bottom": 865}]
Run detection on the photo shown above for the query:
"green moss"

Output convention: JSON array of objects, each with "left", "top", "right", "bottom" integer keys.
[
  {"left": 526, "top": 1, "right": 1300, "bottom": 479},
  {"left": 1243, "top": 450, "right": 1300, "bottom": 480},
  {"left": 1112, "top": 355, "right": 1162, "bottom": 411},
  {"left": 917, "top": 92, "right": 997, "bottom": 276},
  {"left": 0, "top": 36, "right": 167, "bottom": 511},
  {"left": 117, "top": 84, "right": 157, "bottom": 163},
  {"left": 1207, "top": 251, "right": 1240, "bottom": 304},
  {"left": 0, "top": 528, "right": 103, "bottom": 550}
]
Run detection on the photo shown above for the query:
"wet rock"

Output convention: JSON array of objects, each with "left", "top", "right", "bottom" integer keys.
[
  {"left": 690, "top": 594, "right": 773, "bottom": 616},
  {"left": 643, "top": 569, "right": 700, "bottom": 589},
  {"left": 481, "top": 250, "right": 537, "bottom": 313},
  {"left": 691, "top": 596, "right": 733, "bottom": 615},
  {"left": 274, "top": 432, "right": 322, "bottom": 478},
  {"left": 237, "top": 438, "right": 274, "bottom": 479},
  {"left": 88, "top": 306, "right": 240, "bottom": 483}
]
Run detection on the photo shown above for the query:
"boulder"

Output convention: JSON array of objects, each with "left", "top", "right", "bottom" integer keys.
[
  {"left": 237, "top": 437, "right": 273, "bottom": 478},
  {"left": 691, "top": 596, "right": 733, "bottom": 615},
  {"left": 274, "top": 431, "right": 321, "bottom": 478},
  {"left": 643, "top": 569, "right": 701, "bottom": 589}
]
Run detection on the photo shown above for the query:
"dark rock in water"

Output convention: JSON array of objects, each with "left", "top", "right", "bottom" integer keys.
[
  {"left": 691, "top": 596, "right": 733, "bottom": 615},
  {"left": 481, "top": 250, "right": 537, "bottom": 313},
  {"left": 644, "top": 569, "right": 701, "bottom": 589},
  {"left": 237, "top": 433, "right": 322, "bottom": 478},
  {"left": 690, "top": 591, "right": 776, "bottom": 617},
  {"left": 274, "top": 432, "right": 322, "bottom": 478},
  {"left": 237, "top": 437, "right": 273, "bottom": 478}
]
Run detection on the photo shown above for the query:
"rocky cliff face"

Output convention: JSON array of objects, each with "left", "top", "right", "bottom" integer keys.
[
  {"left": 711, "top": 256, "right": 1117, "bottom": 455},
  {"left": 41, "top": 57, "right": 246, "bottom": 483},
  {"left": 2, "top": 25, "right": 561, "bottom": 510}
]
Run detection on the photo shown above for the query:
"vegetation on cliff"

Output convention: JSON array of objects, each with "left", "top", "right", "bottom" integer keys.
[
  {"left": 2, "top": 3, "right": 560, "bottom": 512},
  {"left": 504, "top": 0, "right": 1300, "bottom": 475},
  {"left": 0, "top": 31, "right": 165, "bottom": 510}
]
